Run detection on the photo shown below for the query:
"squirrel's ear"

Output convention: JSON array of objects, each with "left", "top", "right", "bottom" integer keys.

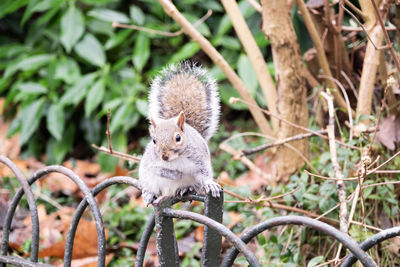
[
  {"left": 150, "top": 116, "right": 157, "bottom": 128},
  {"left": 176, "top": 111, "right": 185, "bottom": 131}
]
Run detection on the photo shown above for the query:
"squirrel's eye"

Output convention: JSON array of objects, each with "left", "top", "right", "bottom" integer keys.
[
  {"left": 175, "top": 133, "right": 181, "bottom": 142},
  {"left": 152, "top": 138, "right": 156, "bottom": 144}
]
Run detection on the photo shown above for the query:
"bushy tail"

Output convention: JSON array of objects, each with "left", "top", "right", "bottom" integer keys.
[{"left": 149, "top": 61, "right": 220, "bottom": 141}]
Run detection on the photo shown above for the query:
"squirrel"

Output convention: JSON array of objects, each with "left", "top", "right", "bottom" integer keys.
[{"left": 138, "top": 61, "right": 222, "bottom": 205}]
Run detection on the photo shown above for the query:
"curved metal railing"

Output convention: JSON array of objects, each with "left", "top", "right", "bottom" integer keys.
[{"left": 1, "top": 155, "right": 399, "bottom": 266}]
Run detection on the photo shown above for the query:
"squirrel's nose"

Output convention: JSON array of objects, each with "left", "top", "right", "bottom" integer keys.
[{"left": 161, "top": 153, "right": 169, "bottom": 161}]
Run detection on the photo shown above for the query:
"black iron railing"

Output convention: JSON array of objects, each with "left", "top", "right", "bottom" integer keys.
[{"left": 1, "top": 155, "right": 399, "bottom": 266}]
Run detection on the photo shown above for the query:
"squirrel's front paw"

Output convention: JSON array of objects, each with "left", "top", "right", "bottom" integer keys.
[
  {"left": 203, "top": 181, "right": 222, "bottom": 198},
  {"left": 142, "top": 191, "right": 157, "bottom": 206}
]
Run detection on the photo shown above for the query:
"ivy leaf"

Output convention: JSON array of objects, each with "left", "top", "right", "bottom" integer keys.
[
  {"left": 19, "top": 98, "right": 46, "bottom": 145},
  {"left": 132, "top": 32, "right": 150, "bottom": 72},
  {"left": 47, "top": 103, "right": 65, "bottom": 140},
  {"left": 74, "top": 33, "right": 105, "bottom": 67},
  {"left": 85, "top": 79, "right": 105, "bottom": 117},
  {"left": 60, "top": 5, "right": 85, "bottom": 53}
]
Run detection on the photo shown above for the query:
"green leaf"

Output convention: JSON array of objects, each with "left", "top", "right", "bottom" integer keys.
[
  {"left": 0, "top": 44, "right": 26, "bottom": 59},
  {"left": 238, "top": 54, "right": 258, "bottom": 96},
  {"left": 307, "top": 256, "right": 324, "bottom": 267},
  {"left": 85, "top": 79, "right": 105, "bottom": 117},
  {"left": 74, "top": 33, "right": 105, "bottom": 67},
  {"left": 105, "top": 29, "right": 131, "bottom": 50},
  {"left": 132, "top": 32, "right": 150, "bottom": 72},
  {"left": 110, "top": 103, "right": 130, "bottom": 132},
  {"left": 136, "top": 99, "right": 148, "bottom": 117},
  {"left": 47, "top": 103, "right": 65, "bottom": 140},
  {"left": 98, "top": 131, "right": 127, "bottom": 172},
  {"left": 55, "top": 57, "right": 81, "bottom": 84},
  {"left": 0, "top": 0, "right": 29, "bottom": 19},
  {"left": 129, "top": 6, "right": 145, "bottom": 25},
  {"left": 19, "top": 98, "right": 46, "bottom": 145},
  {"left": 17, "top": 82, "right": 47, "bottom": 94},
  {"left": 168, "top": 42, "right": 200, "bottom": 64},
  {"left": 60, "top": 73, "right": 97, "bottom": 106},
  {"left": 4, "top": 54, "right": 53, "bottom": 78},
  {"left": 46, "top": 124, "right": 75, "bottom": 164},
  {"left": 182, "top": 13, "right": 210, "bottom": 37},
  {"left": 22, "top": 0, "right": 62, "bottom": 25},
  {"left": 88, "top": 8, "right": 130, "bottom": 23},
  {"left": 60, "top": 5, "right": 85, "bottom": 53}
]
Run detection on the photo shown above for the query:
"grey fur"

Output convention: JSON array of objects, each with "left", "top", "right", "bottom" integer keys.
[{"left": 148, "top": 61, "right": 220, "bottom": 141}]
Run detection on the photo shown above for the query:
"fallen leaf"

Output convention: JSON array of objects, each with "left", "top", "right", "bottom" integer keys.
[
  {"left": 234, "top": 152, "right": 274, "bottom": 192},
  {"left": 376, "top": 115, "right": 400, "bottom": 150},
  {"left": 56, "top": 253, "right": 113, "bottom": 267}
]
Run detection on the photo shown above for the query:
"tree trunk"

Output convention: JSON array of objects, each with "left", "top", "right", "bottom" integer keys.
[{"left": 261, "top": 0, "right": 309, "bottom": 182}]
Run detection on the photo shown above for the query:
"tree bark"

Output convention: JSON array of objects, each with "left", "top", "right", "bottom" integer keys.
[{"left": 261, "top": 0, "right": 309, "bottom": 182}]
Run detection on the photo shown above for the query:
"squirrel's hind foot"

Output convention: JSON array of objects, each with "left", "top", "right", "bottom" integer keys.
[
  {"left": 203, "top": 181, "right": 222, "bottom": 198},
  {"left": 142, "top": 191, "right": 157, "bottom": 206}
]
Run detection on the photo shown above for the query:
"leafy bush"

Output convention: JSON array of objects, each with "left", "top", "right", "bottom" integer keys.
[{"left": 0, "top": 0, "right": 283, "bottom": 170}]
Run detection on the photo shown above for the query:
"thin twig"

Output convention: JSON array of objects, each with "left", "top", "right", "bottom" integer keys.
[
  {"left": 341, "top": 4, "right": 382, "bottom": 50},
  {"left": 92, "top": 144, "right": 141, "bottom": 163},
  {"left": 230, "top": 97, "right": 360, "bottom": 150},
  {"left": 296, "top": 0, "right": 350, "bottom": 113},
  {"left": 319, "top": 75, "right": 354, "bottom": 141},
  {"left": 112, "top": 9, "right": 213, "bottom": 37},
  {"left": 223, "top": 189, "right": 338, "bottom": 225},
  {"left": 242, "top": 130, "right": 327, "bottom": 155},
  {"left": 370, "top": 0, "right": 400, "bottom": 86},
  {"left": 344, "top": 0, "right": 365, "bottom": 17},
  {"left": 219, "top": 142, "right": 276, "bottom": 186},
  {"left": 246, "top": 0, "right": 261, "bottom": 13},
  {"left": 321, "top": 90, "right": 348, "bottom": 234},
  {"left": 106, "top": 109, "right": 113, "bottom": 153}
]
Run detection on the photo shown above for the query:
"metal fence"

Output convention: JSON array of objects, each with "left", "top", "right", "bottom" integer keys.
[{"left": 0, "top": 155, "right": 399, "bottom": 267}]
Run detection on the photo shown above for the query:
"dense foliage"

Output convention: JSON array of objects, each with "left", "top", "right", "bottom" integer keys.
[{"left": 0, "top": 0, "right": 286, "bottom": 171}]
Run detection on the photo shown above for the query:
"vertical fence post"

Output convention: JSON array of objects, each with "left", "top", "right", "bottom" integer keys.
[
  {"left": 201, "top": 191, "right": 223, "bottom": 267},
  {"left": 153, "top": 197, "right": 179, "bottom": 267}
]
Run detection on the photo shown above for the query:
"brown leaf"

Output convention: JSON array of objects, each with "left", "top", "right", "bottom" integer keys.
[
  {"left": 376, "top": 115, "right": 400, "bottom": 150},
  {"left": 234, "top": 152, "right": 273, "bottom": 192},
  {"left": 38, "top": 211, "right": 108, "bottom": 259},
  {"left": 56, "top": 253, "right": 113, "bottom": 267}
]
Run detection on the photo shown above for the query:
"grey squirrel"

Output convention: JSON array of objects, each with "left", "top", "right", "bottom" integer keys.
[{"left": 139, "top": 62, "right": 222, "bottom": 205}]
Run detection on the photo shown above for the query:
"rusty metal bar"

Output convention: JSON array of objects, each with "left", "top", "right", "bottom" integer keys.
[
  {"left": 162, "top": 207, "right": 261, "bottom": 267},
  {"left": 0, "top": 165, "right": 106, "bottom": 267},
  {"left": 341, "top": 226, "right": 400, "bottom": 267},
  {"left": 202, "top": 192, "right": 223, "bottom": 266},
  {"left": 221, "top": 215, "right": 376, "bottom": 267},
  {"left": 0, "top": 155, "right": 39, "bottom": 266}
]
